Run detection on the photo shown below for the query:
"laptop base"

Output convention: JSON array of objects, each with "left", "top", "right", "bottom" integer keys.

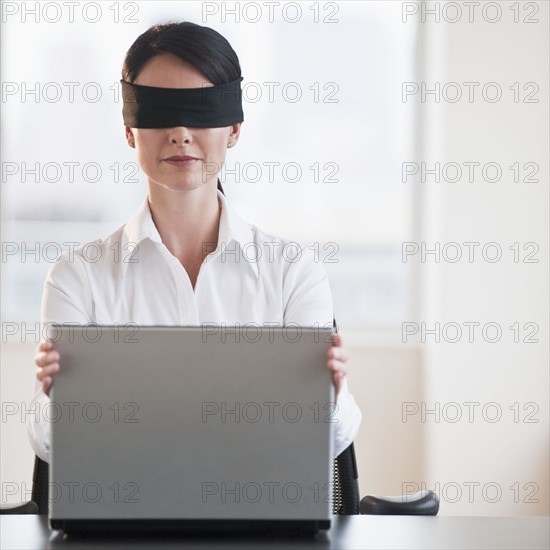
[{"left": 51, "top": 519, "right": 331, "bottom": 536}]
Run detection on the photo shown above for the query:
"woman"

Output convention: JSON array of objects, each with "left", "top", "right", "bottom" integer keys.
[{"left": 29, "top": 21, "right": 362, "bottom": 463}]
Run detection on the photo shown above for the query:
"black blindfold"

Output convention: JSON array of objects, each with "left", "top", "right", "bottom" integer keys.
[{"left": 121, "top": 76, "right": 244, "bottom": 128}]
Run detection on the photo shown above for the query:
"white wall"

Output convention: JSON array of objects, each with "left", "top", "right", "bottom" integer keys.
[
  {"left": 415, "top": 1, "right": 549, "bottom": 515},
  {"left": 1, "top": 343, "right": 38, "bottom": 505}
]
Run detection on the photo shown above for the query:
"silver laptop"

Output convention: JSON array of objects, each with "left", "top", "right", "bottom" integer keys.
[{"left": 47, "top": 324, "right": 335, "bottom": 535}]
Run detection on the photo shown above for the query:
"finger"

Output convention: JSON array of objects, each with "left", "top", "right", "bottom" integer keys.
[
  {"left": 330, "top": 333, "right": 343, "bottom": 347},
  {"left": 35, "top": 340, "right": 52, "bottom": 355},
  {"left": 37, "top": 363, "right": 59, "bottom": 380},
  {"left": 327, "top": 359, "right": 348, "bottom": 376},
  {"left": 35, "top": 350, "right": 60, "bottom": 368},
  {"left": 328, "top": 346, "right": 349, "bottom": 362},
  {"left": 327, "top": 357, "right": 346, "bottom": 369},
  {"left": 34, "top": 352, "right": 48, "bottom": 368},
  {"left": 35, "top": 343, "right": 47, "bottom": 356}
]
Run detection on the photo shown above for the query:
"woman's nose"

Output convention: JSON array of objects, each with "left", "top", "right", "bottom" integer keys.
[{"left": 168, "top": 127, "right": 191, "bottom": 145}]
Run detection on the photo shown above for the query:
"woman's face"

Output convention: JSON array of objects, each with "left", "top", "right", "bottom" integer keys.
[{"left": 125, "top": 52, "right": 241, "bottom": 192}]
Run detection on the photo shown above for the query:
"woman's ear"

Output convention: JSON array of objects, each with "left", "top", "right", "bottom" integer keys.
[{"left": 125, "top": 126, "right": 135, "bottom": 148}]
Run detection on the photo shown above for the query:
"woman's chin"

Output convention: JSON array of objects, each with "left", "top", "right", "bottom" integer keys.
[{"left": 149, "top": 177, "right": 213, "bottom": 193}]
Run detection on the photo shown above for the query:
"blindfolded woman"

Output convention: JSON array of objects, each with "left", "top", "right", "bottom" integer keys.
[{"left": 30, "top": 21, "right": 362, "bottom": 463}]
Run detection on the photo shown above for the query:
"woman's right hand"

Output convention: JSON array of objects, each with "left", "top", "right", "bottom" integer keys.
[{"left": 35, "top": 340, "right": 60, "bottom": 397}]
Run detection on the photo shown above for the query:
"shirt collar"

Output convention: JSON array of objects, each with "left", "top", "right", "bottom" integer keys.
[{"left": 121, "top": 189, "right": 260, "bottom": 280}]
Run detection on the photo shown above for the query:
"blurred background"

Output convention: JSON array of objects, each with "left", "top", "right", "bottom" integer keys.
[{"left": 1, "top": 0, "right": 548, "bottom": 515}]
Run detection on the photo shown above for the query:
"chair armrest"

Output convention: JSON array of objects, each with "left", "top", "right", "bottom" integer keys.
[
  {"left": 360, "top": 490, "right": 440, "bottom": 515},
  {"left": 0, "top": 501, "right": 39, "bottom": 514}
]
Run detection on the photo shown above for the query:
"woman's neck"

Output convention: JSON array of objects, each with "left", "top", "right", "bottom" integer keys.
[{"left": 147, "top": 183, "right": 221, "bottom": 264}]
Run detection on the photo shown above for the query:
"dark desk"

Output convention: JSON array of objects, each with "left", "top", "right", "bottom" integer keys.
[{"left": 1, "top": 515, "right": 549, "bottom": 549}]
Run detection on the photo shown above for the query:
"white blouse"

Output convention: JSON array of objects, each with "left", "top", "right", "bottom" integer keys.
[{"left": 27, "top": 189, "right": 362, "bottom": 462}]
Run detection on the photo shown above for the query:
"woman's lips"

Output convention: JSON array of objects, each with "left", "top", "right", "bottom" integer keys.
[{"left": 163, "top": 157, "right": 200, "bottom": 166}]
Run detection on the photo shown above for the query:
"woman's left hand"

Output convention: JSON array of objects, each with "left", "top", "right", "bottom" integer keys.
[{"left": 327, "top": 333, "right": 349, "bottom": 399}]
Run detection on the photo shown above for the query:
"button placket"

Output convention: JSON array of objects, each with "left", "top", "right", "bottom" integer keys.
[{"left": 163, "top": 247, "right": 199, "bottom": 325}]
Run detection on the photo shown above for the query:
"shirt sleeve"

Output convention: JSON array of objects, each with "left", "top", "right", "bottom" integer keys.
[
  {"left": 27, "top": 251, "right": 94, "bottom": 463},
  {"left": 282, "top": 245, "right": 362, "bottom": 458}
]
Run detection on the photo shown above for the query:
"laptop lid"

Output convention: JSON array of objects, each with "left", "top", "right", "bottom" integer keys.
[{"left": 47, "top": 325, "right": 335, "bottom": 523}]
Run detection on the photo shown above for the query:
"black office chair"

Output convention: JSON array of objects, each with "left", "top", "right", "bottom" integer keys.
[
  {"left": 333, "top": 443, "right": 439, "bottom": 515},
  {"left": 1, "top": 446, "right": 438, "bottom": 516},
  {"left": 328, "top": 318, "right": 439, "bottom": 515}
]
